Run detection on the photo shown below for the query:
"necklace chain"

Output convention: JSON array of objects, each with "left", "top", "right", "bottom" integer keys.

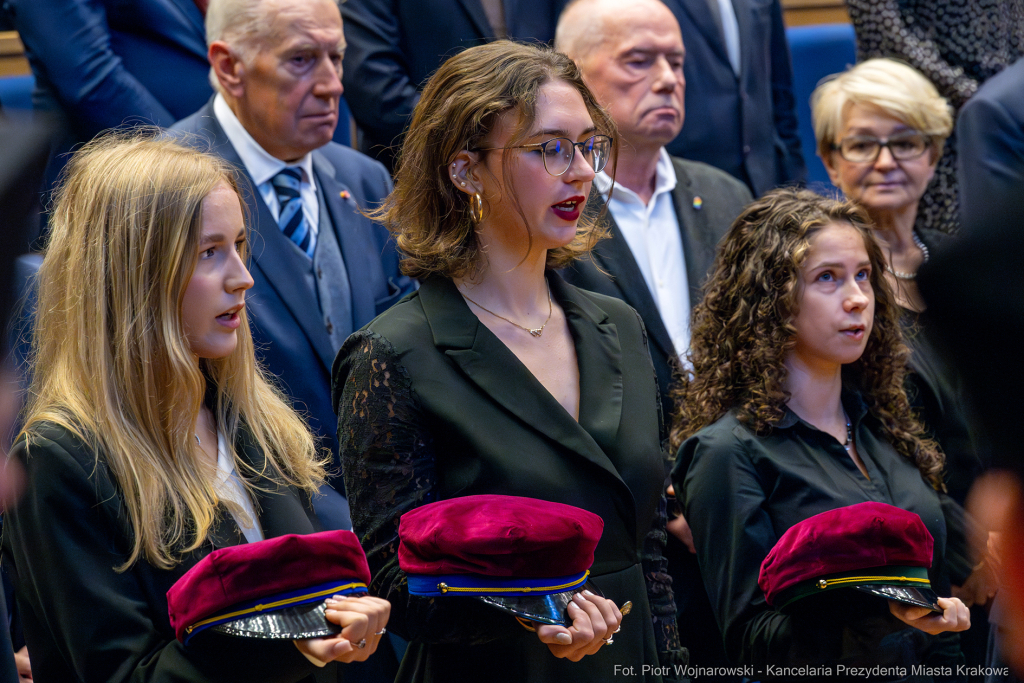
[
  {"left": 461, "top": 286, "right": 553, "bottom": 337},
  {"left": 843, "top": 415, "right": 853, "bottom": 452},
  {"left": 885, "top": 231, "right": 930, "bottom": 280}
]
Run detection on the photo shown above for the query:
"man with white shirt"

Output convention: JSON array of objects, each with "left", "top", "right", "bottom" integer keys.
[
  {"left": 172, "top": 0, "right": 414, "bottom": 531},
  {"left": 557, "top": 0, "right": 751, "bottom": 422},
  {"left": 558, "top": 1, "right": 751, "bottom": 671}
]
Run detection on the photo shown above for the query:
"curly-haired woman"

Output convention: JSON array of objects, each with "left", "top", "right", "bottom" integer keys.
[{"left": 669, "top": 188, "right": 970, "bottom": 670}]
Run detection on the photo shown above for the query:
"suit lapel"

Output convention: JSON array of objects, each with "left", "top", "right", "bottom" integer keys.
[
  {"left": 670, "top": 159, "right": 720, "bottom": 302},
  {"left": 455, "top": 0, "right": 493, "bottom": 37},
  {"left": 419, "top": 276, "right": 625, "bottom": 484},
  {"left": 311, "top": 153, "right": 377, "bottom": 330},
  {"left": 586, "top": 193, "right": 677, "bottom": 364},
  {"left": 675, "top": 0, "right": 733, "bottom": 67},
  {"left": 195, "top": 106, "right": 336, "bottom": 372}
]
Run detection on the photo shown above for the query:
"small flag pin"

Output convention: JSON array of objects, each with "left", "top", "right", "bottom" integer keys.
[
  {"left": 339, "top": 190, "right": 351, "bottom": 200},
  {"left": 692, "top": 196, "right": 703, "bottom": 210}
]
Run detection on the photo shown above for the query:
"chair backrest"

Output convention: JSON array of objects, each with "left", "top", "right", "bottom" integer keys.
[
  {"left": 0, "top": 74, "right": 34, "bottom": 113},
  {"left": 786, "top": 23, "right": 857, "bottom": 192}
]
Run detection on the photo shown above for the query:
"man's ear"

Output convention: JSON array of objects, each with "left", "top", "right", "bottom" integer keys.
[{"left": 209, "top": 41, "right": 245, "bottom": 99}]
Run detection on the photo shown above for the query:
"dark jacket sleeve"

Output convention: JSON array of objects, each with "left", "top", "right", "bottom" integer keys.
[
  {"left": 340, "top": 0, "right": 420, "bottom": 159},
  {"left": 956, "top": 79, "right": 1024, "bottom": 232},
  {"left": 334, "top": 331, "right": 520, "bottom": 645},
  {"left": 768, "top": 0, "right": 806, "bottom": 185},
  {"left": 8, "top": 0, "right": 176, "bottom": 137},
  {"left": 2, "top": 430, "right": 318, "bottom": 683}
]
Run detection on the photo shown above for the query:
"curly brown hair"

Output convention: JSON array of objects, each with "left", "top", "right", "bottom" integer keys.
[
  {"left": 668, "top": 188, "right": 944, "bottom": 489},
  {"left": 369, "top": 40, "right": 616, "bottom": 280}
]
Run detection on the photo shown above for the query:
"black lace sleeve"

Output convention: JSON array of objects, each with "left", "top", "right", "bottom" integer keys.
[
  {"left": 632, "top": 309, "right": 686, "bottom": 671},
  {"left": 334, "top": 330, "right": 520, "bottom": 645},
  {"left": 335, "top": 331, "right": 437, "bottom": 638}
]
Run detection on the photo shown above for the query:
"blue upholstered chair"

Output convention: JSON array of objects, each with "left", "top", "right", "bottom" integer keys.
[{"left": 786, "top": 23, "right": 857, "bottom": 191}]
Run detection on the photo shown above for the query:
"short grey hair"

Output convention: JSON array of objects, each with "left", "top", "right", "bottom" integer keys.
[{"left": 204, "top": 0, "right": 342, "bottom": 92}]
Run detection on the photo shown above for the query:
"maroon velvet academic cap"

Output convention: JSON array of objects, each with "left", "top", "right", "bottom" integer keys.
[
  {"left": 167, "top": 530, "right": 371, "bottom": 644},
  {"left": 758, "top": 501, "right": 939, "bottom": 612},
  {"left": 398, "top": 495, "right": 604, "bottom": 625}
]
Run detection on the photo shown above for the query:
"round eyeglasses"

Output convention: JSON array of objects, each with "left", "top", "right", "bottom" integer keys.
[
  {"left": 832, "top": 132, "right": 931, "bottom": 163},
  {"left": 475, "top": 134, "right": 613, "bottom": 176}
]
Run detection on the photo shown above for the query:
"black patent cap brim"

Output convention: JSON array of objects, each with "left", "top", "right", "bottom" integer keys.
[
  {"left": 210, "top": 600, "right": 342, "bottom": 639},
  {"left": 853, "top": 584, "right": 942, "bottom": 613},
  {"left": 476, "top": 580, "right": 604, "bottom": 626}
]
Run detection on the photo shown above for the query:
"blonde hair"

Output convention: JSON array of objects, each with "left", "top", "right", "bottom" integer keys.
[
  {"left": 372, "top": 40, "right": 615, "bottom": 281},
  {"left": 23, "top": 132, "right": 326, "bottom": 570},
  {"left": 811, "top": 58, "right": 953, "bottom": 162}
]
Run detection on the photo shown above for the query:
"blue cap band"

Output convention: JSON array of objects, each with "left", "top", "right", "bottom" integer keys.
[{"left": 407, "top": 570, "right": 589, "bottom": 597}]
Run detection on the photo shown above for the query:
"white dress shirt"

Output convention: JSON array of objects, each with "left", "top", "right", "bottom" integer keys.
[
  {"left": 213, "top": 94, "right": 319, "bottom": 238},
  {"left": 213, "top": 431, "right": 264, "bottom": 544},
  {"left": 594, "top": 148, "right": 692, "bottom": 358}
]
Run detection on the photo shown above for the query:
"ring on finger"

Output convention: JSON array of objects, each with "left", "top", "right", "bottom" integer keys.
[
  {"left": 357, "top": 639, "right": 367, "bottom": 649},
  {"left": 602, "top": 637, "right": 614, "bottom": 645},
  {"left": 374, "top": 628, "right": 387, "bottom": 636}
]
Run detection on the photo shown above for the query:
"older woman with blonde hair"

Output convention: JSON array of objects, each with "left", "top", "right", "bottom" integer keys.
[
  {"left": 812, "top": 58, "right": 982, "bottom": 507},
  {"left": 2, "top": 133, "right": 389, "bottom": 683}
]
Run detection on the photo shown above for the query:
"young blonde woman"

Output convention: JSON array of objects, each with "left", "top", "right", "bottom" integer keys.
[{"left": 2, "top": 134, "right": 389, "bottom": 683}]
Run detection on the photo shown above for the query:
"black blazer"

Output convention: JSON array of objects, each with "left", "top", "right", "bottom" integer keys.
[
  {"left": 2, "top": 422, "right": 331, "bottom": 683},
  {"left": 333, "top": 274, "right": 675, "bottom": 681},
  {"left": 563, "top": 157, "right": 752, "bottom": 419}
]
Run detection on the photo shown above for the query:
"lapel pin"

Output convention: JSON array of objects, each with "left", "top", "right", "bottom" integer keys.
[
  {"left": 339, "top": 190, "right": 351, "bottom": 200},
  {"left": 692, "top": 196, "right": 703, "bottom": 210}
]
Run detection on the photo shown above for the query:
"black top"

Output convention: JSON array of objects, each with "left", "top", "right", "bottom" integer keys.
[
  {"left": 904, "top": 228, "right": 983, "bottom": 504},
  {"left": 332, "top": 274, "right": 682, "bottom": 682},
  {"left": 672, "top": 392, "right": 970, "bottom": 674}
]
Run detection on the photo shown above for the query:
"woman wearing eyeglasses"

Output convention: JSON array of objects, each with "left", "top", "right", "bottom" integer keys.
[
  {"left": 332, "top": 41, "right": 682, "bottom": 683},
  {"left": 811, "top": 59, "right": 984, "bottom": 507}
]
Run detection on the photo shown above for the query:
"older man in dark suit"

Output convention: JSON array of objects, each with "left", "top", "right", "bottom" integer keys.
[
  {"left": 557, "top": 0, "right": 751, "bottom": 420},
  {"left": 557, "top": 0, "right": 750, "bottom": 671},
  {"left": 172, "top": 0, "right": 414, "bottom": 531}
]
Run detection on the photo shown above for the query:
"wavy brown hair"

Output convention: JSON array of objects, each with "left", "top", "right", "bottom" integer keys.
[
  {"left": 23, "top": 133, "right": 326, "bottom": 570},
  {"left": 669, "top": 188, "right": 944, "bottom": 489},
  {"left": 370, "top": 40, "right": 616, "bottom": 280}
]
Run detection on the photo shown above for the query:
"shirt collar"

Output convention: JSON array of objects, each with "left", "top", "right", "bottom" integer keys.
[
  {"left": 213, "top": 93, "right": 316, "bottom": 190},
  {"left": 776, "top": 387, "right": 870, "bottom": 430},
  {"left": 593, "top": 147, "right": 676, "bottom": 204}
]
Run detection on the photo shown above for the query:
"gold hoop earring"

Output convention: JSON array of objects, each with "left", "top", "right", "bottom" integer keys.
[{"left": 470, "top": 192, "right": 485, "bottom": 225}]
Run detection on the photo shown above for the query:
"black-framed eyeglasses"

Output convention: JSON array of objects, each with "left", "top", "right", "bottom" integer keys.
[
  {"left": 832, "top": 132, "right": 931, "bottom": 163},
  {"left": 475, "top": 134, "right": 613, "bottom": 176}
]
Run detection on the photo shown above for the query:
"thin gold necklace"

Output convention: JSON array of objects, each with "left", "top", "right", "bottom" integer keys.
[{"left": 460, "top": 285, "right": 553, "bottom": 337}]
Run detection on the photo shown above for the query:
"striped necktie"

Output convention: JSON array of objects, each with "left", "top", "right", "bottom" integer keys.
[{"left": 270, "top": 167, "right": 315, "bottom": 257}]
